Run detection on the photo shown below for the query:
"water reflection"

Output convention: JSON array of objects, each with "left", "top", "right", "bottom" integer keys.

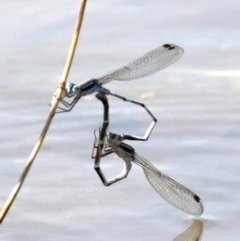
[{"left": 173, "top": 220, "right": 203, "bottom": 241}]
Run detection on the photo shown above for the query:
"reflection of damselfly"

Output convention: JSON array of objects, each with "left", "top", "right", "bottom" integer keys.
[
  {"left": 56, "top": 44, "right": 183, "bottom": 119},
  {"left": 92, "top": 93, "right": 204, "bottom": 216},
  {"left": 173, "top": 220, "right": 203, "bottom": 241}
]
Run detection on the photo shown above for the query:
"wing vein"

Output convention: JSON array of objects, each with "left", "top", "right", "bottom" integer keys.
[
  {"left": 133, "top": 153, "right": 204, "bottom": 215},
  {"left": 97, "top": 44, "right": 184, "bottom": 85}
]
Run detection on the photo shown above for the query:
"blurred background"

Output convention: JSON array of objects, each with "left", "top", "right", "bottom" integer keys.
[{"left": 0, "top": 1, "right": 240, "bottom": 240}]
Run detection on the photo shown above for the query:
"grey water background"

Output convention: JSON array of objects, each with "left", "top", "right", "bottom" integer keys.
[{"left": 0, "top": 0, "right": 240, "bottom": 240}]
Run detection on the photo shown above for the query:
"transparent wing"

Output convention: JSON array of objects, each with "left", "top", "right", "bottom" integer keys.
[
  {"left": 97, "top": 44, "right": 184, "bottom": 85},
  {"left": 133, "top": 153, "right": 204, "bottom": 216}
]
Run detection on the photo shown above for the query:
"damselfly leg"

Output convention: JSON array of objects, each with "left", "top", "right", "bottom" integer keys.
[{"left": 52, "top": 83, "right": 82, "bottom": 113}]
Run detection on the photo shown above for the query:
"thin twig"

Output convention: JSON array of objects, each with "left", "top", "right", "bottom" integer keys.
[{"left": 0, "top": 0, "right": 88, "bottom": 224}]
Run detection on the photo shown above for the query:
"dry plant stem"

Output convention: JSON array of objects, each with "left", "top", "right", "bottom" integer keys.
[{"left": 0, "top": 0, "right": 88, "bottom": 224}]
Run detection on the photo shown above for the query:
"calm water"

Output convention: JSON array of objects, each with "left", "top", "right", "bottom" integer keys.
[{"left": 0, "top": 1, "right": 240, "bottom": 240}]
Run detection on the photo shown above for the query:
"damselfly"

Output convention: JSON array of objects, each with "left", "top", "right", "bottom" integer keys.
[
  {"left": 92, "top": 129, "right": 204, "bottom": 216},
  {"left": 55, "top": 44, "right": 183, "bottom": 138},
  {"left": 92, "top": 93, "right": 204, "bottom": 216}
]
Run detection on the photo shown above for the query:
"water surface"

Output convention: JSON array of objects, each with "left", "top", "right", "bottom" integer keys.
[{"left": 0, "top": 1, "right": 240, "bottom": 240}]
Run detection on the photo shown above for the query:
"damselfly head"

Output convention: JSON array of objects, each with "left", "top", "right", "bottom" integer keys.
[
  {"left": 66, "top": 82, "right": 81, "bottom": 96},
  {"left": 107, "top": 132, "right": 123, "bottom": 146}
]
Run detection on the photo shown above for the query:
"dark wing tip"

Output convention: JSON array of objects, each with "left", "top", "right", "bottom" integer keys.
[
  {"left": 162, "top": 43, "right": 184, "bottom": 58},
  {"left": 162, "top": 43, "right": 175, "bottom": 50},
  {"left": 192, "top": 194, "right": 204, "bottom": 216},
  {"left": 163, "top": 43, "right": 171, "bottom": 48},
  {"left": 193, "top": 194, "right": 201, "bottom": 203}
]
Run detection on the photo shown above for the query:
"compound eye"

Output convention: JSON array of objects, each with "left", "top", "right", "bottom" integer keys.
[
  {"left": 65, "top": 83, "right": 81, "bottom": 97},
  {"left": 66, "top": 83, "right": 75, "bottom": 94}
]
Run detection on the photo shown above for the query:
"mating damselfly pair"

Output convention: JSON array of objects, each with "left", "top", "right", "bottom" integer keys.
[{"left": 55, "top": 43, "right": 204, "bottom": 216}]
